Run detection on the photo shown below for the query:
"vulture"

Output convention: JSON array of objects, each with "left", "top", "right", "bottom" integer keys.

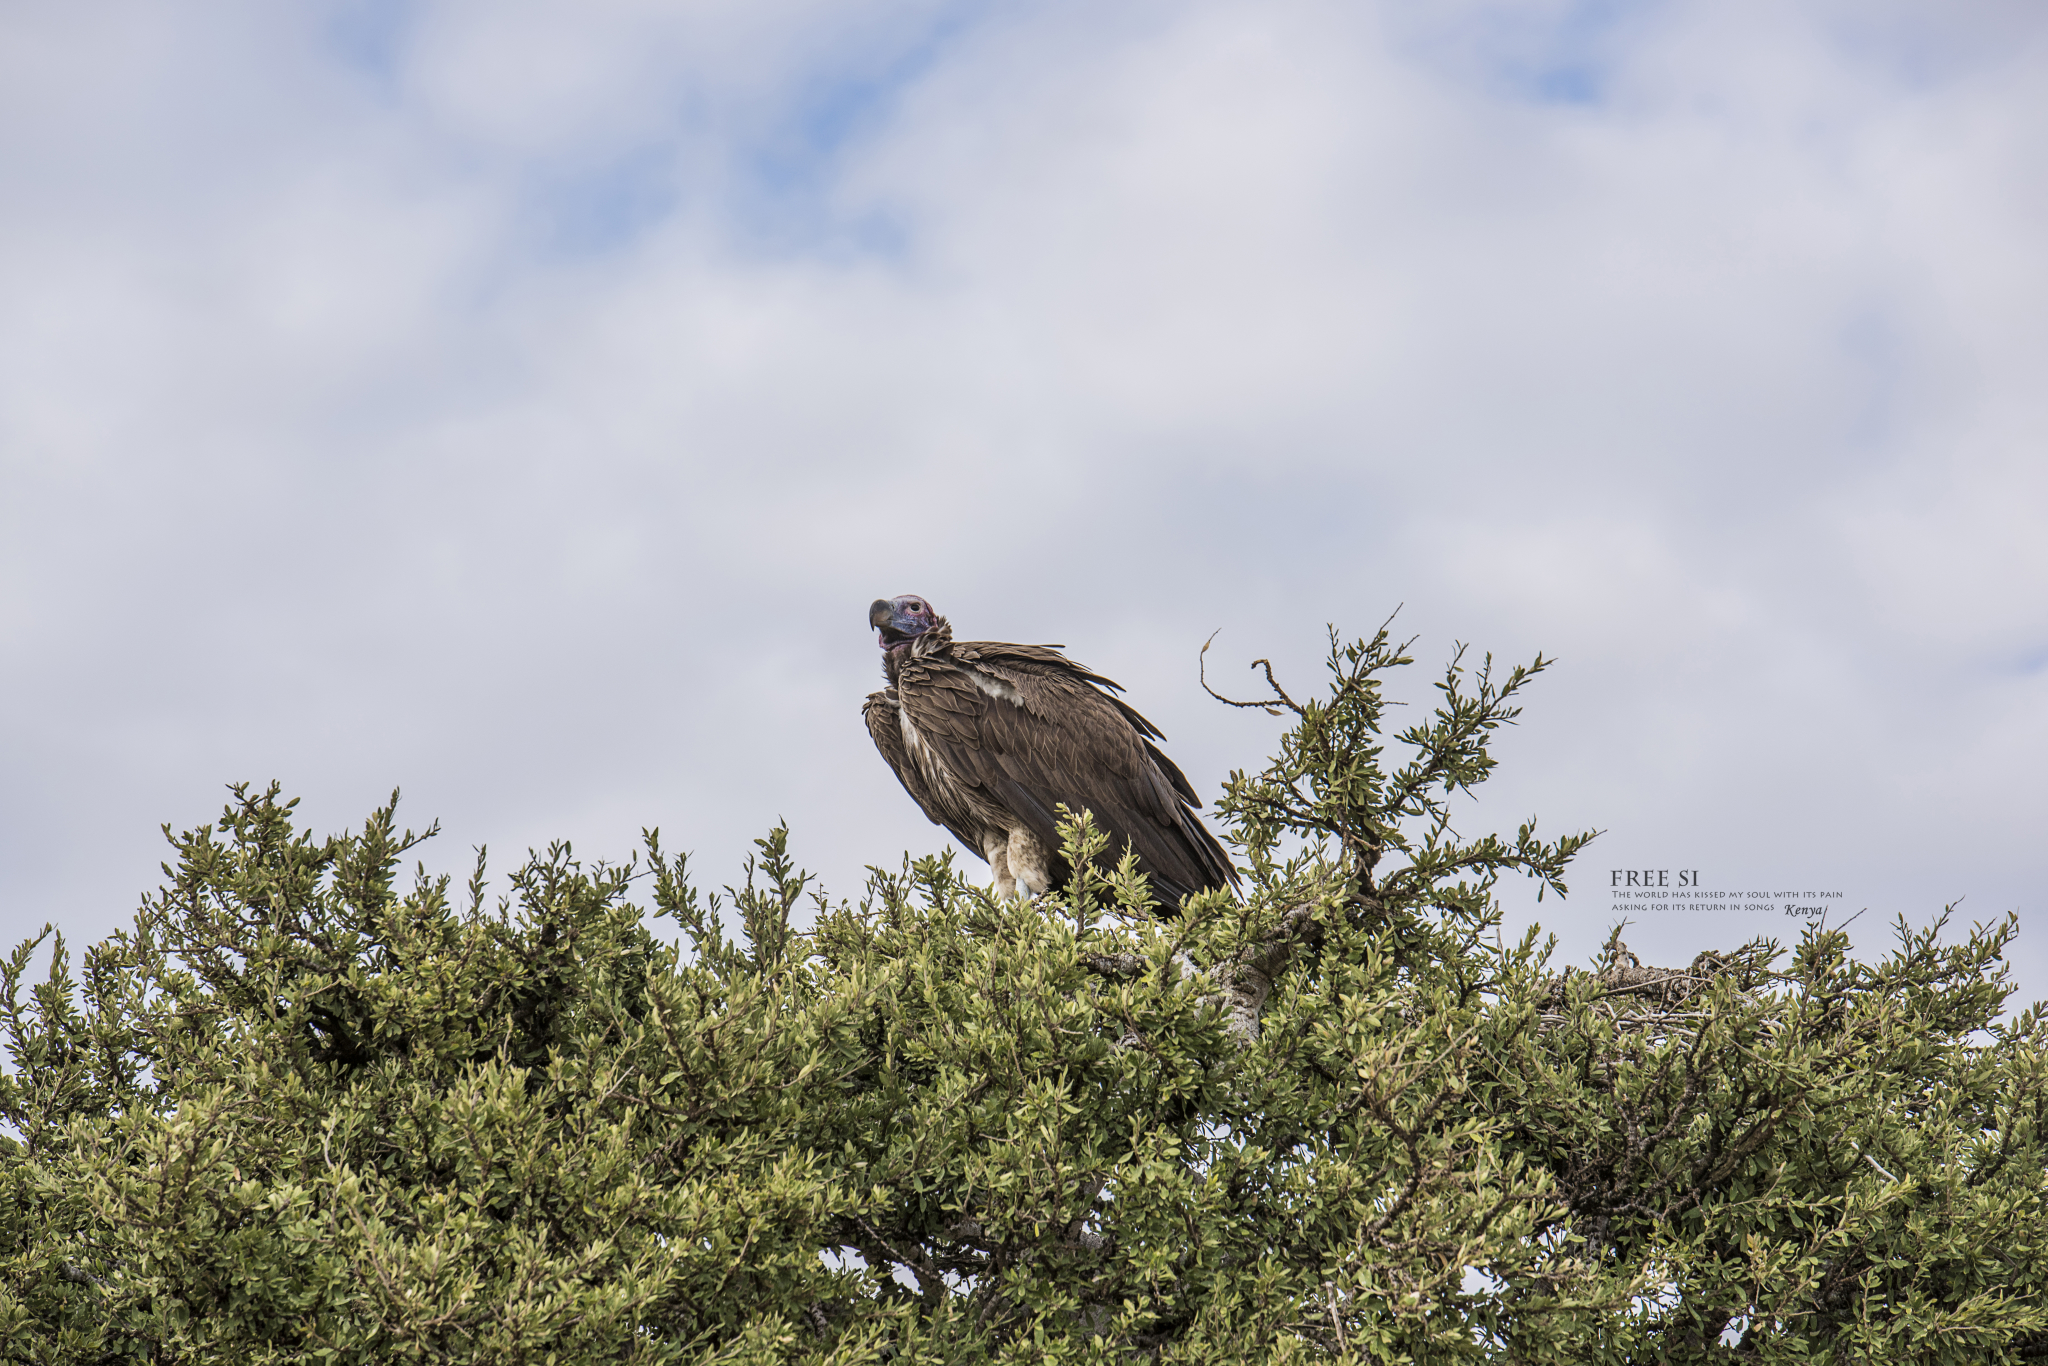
[{"left": 863, "top": 594, "right": 1238, "bottom": 908}]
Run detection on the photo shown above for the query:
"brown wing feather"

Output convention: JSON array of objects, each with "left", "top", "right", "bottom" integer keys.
[
  {"left": 894, "top": 643, "right": 1237, "bottom": 905},
  {"left": 864, "top": 687, "right": 988, "bottom": 856}
]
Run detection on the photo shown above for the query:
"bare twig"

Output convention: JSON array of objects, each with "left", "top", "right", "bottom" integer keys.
[
  {"left": 1199, "top": 633, "right": 1302, "bottom": 716},
  {"left": 1849, "top": 1140, "right": 1901, "bottom": 1184}
]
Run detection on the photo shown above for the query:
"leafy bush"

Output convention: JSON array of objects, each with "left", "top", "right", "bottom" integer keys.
[{"left": 3, "top": 624, "right": 2042, "bottom": 1363}]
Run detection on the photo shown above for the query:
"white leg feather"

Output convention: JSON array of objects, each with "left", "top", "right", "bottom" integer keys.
[
  {"left": 983, "top": 835, "right": 1018, "bottom": 901},
  {"left": 1007, "top": 828, "right": 1052, "bottom": 900}
]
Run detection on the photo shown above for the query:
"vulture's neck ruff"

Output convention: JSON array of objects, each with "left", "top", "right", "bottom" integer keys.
[{"left": 880, "top": 616, "right": 952, "bottom": 685}]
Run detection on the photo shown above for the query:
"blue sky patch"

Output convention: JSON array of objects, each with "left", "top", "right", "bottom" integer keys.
[{"left": 1399, "top": 0, "right": 1668, "bottom": 108}]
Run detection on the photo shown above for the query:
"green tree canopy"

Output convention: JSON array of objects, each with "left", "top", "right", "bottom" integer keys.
[{"left": 3, "top": 623, "right": 2042, "bottom": 1363}]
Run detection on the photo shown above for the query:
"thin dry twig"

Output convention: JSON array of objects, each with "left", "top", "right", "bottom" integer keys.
[{"left": 1199, "top": 633, "right": 1302, "bottom": 716}]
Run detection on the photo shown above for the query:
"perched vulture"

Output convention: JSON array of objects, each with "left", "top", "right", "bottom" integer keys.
[{"left": 863, "top": 594, "right": 1238, "bottom": 908}]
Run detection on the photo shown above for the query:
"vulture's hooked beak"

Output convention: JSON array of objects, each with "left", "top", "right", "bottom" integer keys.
[{"left": 871, "top": 598, "right": 907, "bottom": 647}]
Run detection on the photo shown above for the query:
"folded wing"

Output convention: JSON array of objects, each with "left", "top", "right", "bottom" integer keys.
[{"left": 881, "top": 641, "right": 1237, "bottom": 907}]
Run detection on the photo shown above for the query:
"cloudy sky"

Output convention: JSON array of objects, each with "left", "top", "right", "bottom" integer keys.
[{"left": 3, "top": 0, "right": 2044, "bottom": 1004}]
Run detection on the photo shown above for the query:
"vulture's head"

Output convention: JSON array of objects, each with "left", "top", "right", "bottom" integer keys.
[{"left": 871, "top": 594, "right": 940, "bottom": 649}]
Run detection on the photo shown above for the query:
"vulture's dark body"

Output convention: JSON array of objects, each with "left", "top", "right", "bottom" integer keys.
[{"left": 864, "top": 621, "right": 1236, "bottom": 907}]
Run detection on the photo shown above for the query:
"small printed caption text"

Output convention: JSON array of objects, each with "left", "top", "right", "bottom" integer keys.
[{"left": 1610, "top": 870, "right": 1843, "bottom": 918}]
